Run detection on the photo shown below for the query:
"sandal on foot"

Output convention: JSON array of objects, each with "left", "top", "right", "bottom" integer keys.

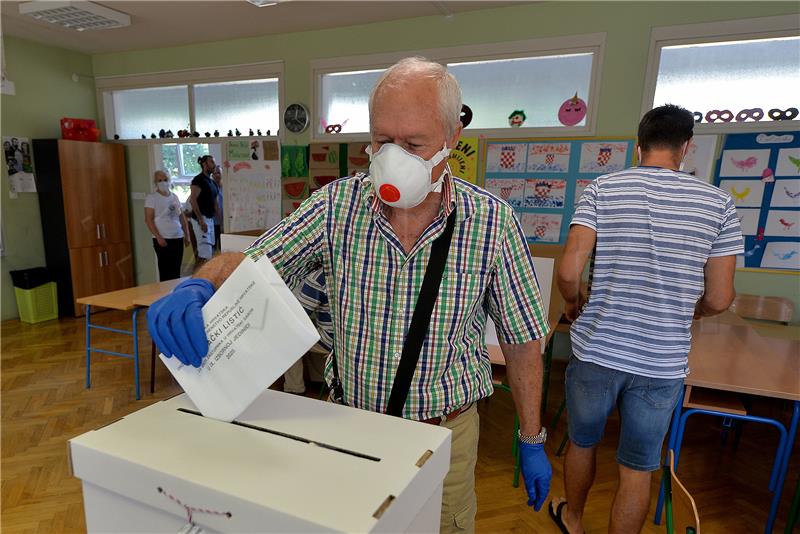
[{"left": 548, "top": 501, "right": 585, "bottom": 534}]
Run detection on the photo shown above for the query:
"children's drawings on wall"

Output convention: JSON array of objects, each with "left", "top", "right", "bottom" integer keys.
[
  {"left": 526, "top": 143, "right": 571, "bottom": 173},
  {"left": 578, "top": 142, "right": 629, "bottom": 173},
  {"left": 521, "top": 213, "right": 562, "bottom": 243},
  {"left": 760, "top": 242, "right": 800, "bottom": 270},
  {"left": 486, "top": 143, "right": 527, "bottom": 173},
  {"left": 485, "top": 178, "right": 525, "bottom": 207},
  {"left": 682, "top": 135, "right": 718, "bottom": 183},
  {"left": 574, "top": 179, "right": 593, "bottom": 206},
  {"left": 718, "top": 179, "right": 765, "bottom": 208},
  {"left": 524, "top": 179, "right": 566, "bottom": 208},
  {"left": 776, "top": 147, "right": 800, "bottom": 176},
  {"left": 484, "top": 138, "right": 634, "bottom": 244},
  {"left": 764, "top": 210, "right": 800, "bottom": 238},
  {"left": 735, "top": 208, "right": 760, "bottom": 236},
  {"left": 719, "top": 149, "right": 771, "bottom": 177},
  {"left": 770, "top": 179, "right": 800, "bottom": 208}
]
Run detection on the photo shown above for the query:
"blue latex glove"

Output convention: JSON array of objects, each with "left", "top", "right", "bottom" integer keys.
[
  {"left": 519, "top": 441, "right": 553, "bottom": 511},
  {"left": 147, "top": 278, "right": 215, "bottom": 368}
]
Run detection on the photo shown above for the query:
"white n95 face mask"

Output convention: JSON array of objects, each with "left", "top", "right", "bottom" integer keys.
[
  {"left": 156, "top": 182, "right": 170, "bottom": 193},
  {"left": 366, "top": 143, "right": 451, "bottom": 209}
]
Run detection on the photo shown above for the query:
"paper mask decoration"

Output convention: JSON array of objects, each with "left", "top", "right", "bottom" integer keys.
[
  {"left": 460, "top": 104, "right": 473, "bottom": 128},
  {"left": 735, "top": 108, "right": 764, "bottom": 122},
  {"left": 768, "top": 108, "right": 799, "bottom": 121},
  {"left": 558, "top": 93, "right": 587, "bottom": 127},
  {"left": 508, "top": 110, "right": 526, "bottom": 128}
]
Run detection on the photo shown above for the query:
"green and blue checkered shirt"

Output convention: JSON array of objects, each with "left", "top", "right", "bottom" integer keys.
[{"left": 246, "top": 172, "right": 549, "bottom": 420}]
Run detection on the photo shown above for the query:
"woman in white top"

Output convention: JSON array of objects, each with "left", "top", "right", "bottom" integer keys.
[{"left": 144, "top": 170, "right": 190, "bottom": 281}]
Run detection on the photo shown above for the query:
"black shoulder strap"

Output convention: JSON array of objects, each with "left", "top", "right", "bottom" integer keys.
[{"left": 385, "top": 211, "right": 456, "bottom": 416}]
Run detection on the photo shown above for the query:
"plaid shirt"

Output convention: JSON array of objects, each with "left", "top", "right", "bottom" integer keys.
[{"left": 246, "top": 172, "right": 549, "bottom": 420}]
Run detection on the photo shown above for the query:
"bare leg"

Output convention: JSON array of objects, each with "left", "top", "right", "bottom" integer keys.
[
  {"left": 553, "top": 442, "right": 596, "bottom": 534},
  {"left": 608, "top": 464, "right": 651, "bottom": 534}
]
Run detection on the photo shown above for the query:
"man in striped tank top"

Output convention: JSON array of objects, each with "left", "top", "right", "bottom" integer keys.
[{"left": 549, "top": 105, "right": 743, "bottom": 534}]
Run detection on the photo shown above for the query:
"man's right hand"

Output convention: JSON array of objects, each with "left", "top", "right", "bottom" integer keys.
[{"left": 147, "top": 278, "right": 215, "bottom": 367}]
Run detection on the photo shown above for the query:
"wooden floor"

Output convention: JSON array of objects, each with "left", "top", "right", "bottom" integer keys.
[{"left": 2, "top": 311, "right": 798, "bottom": 533}]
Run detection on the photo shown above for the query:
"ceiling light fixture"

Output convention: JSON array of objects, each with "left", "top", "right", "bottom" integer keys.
[
  {"left": 246, "top": 0, "right": 279, "bottom": 7},
  {"left": 19, "top": 1, "right": 131, "bottom": 31}
]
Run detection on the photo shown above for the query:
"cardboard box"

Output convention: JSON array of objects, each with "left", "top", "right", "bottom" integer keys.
[
  {"left": 309, "top": 143, "right": 341, "bottom": 169},
  {"left": 70, "top": 390, "right": 451, "bottom": 533}
]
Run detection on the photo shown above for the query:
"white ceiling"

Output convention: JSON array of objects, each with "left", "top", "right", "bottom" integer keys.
[{"left": 0, "top": 1, "right": 526, "bottom": 55}]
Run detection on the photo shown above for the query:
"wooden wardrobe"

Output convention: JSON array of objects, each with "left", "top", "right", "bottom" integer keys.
[{"left": 33, "top": 139, "right": 134, "bottom": 316}]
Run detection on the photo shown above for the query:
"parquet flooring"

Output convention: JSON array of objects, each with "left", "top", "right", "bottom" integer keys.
[{"left": 1, "top": 311, "right": 798, "bottom": 533}]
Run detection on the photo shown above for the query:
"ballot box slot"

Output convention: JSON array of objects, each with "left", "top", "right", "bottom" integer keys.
[{"left": 177, "top": 408, "right": 381, "bottom": 462}]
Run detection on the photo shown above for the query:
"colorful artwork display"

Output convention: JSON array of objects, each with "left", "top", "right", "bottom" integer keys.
[
  {"left": 483, "top": 138, "right": 635, "bottom": 243},
  {"left": 713, "top": 131, "right": 800, "bottom": 272},
  {"left": 682, "top": 135, "right": 719, "bottom": 183}
]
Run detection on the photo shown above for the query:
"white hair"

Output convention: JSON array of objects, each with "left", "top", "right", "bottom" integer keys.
[
  {"left": 153, "top": 169, "right": 169, "bottom": 181},
  {"left": 369, "top": 57, "right": 463, "bottom": 138}
]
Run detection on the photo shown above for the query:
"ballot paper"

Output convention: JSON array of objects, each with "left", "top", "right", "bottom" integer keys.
[{"left": 160, "top": 256, "right": 320, "bottom": 422}]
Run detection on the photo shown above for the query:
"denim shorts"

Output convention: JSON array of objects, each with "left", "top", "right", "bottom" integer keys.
[{"left": 565, "top": 356, "right": 683, "bottom": 471}]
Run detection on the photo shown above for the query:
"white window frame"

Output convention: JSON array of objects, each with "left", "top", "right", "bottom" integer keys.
[
  {"left": 642, "top": 15, "right": 800, "bottom": 135},
  {"left": 310, "top": 33, "right": 606, "bottom": 142},
  {"left": 95, "top": 61, "right": 285, "bottom": 142}
]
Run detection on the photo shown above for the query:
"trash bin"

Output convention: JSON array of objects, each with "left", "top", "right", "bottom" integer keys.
[{"left": 10, "top": 267, "right": 58, "bottom": 324}]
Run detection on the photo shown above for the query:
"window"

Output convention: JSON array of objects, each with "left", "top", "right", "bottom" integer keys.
[
  {"left": 110, "top": 86, "right": 190, "bottom": 140},
  {"left": 96, "top": 62, "right": 284, "bottom": 140},
  {"left": 157, "top": 143, "right": 217, "bottom": 203},
  {"left": 449, "top": 54, "right": 593, "bottom": 129},
  {"left": 312, "top": 34, "right": 604, "bottom": 140},
  {"left": 320, "top": 69, "right": 384, "bottom": 135},
  {"left": 644, "top": 16, "right": 800, "bottom": 132},
  {"left": 194, "top": 78, "right": 280, "bottom": 135}
]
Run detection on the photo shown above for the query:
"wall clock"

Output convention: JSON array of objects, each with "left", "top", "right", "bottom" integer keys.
[{"left": 283, "top": 103, "right": 309, "bottom": 134}]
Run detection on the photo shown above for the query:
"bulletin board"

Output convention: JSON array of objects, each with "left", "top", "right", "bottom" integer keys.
[
  {"left": 481, "top": 137, "right": 635, "bottom": 244},
  {"left": 713, "top": 131, "right": 800, "bottom": 273}
]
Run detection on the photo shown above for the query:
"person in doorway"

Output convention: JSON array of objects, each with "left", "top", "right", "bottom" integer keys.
[
  {"left": 144, "top": 170, "right": 190, "bottom": 281},
  {"left": 188, "top": 155, "right": 220, "bottom": 265},
  {"left": 212, "top": 164, "right": 223, "bottom": 252},
  {"left": 550, "top": 104, "right": 743, "bottom": 534},
  {"left": 147, "top": 57, "right": 553, "bottom": 533}
]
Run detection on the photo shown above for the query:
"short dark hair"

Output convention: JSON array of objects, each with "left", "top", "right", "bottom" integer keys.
[
  {"left": 637, "top": 104, "right": 694, "bottom": 152},
  {"left": 197, "top": 155, "right": 213, "bottom": 166}
]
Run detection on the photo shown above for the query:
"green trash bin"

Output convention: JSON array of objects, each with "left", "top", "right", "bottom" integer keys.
[{"left": 10, "top": 268, "right": 58, "bottom": 324}]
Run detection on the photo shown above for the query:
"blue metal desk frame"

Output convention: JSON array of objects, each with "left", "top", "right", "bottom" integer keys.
[
  {"left": 655, "top": 389, "right": 800, "bottom": 533},
  {"left": 84, "top": 304, "right": 142, "bottom": 400}
]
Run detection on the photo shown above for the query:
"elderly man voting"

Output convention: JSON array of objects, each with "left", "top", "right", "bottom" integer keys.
[{"left": 148, "top": 57, "right": 552, "bottom": 533}]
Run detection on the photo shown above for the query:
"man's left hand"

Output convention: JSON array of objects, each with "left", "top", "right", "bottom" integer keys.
[{"left": 519, "top": 441, "right": 552, "bottom": 511}]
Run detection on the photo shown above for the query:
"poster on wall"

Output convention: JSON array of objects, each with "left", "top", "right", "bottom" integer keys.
[
  {"left": 448, "top": 136, "right": 479, "bottom": 184},
  {"left": 526, "top": 143, "right": 571, "bottom": 173},
  {"left": 713, "top": 131, "right": 800, "bottom": 272},
  {"left": 483, "top": 138, "right": 635, "bottom": 244},
  {"left": 3, "top": 136, "right": 36, "bottom": 194},
  {"left": 225, "top": 141, "right": 281, "bottom": 232},
  {"left": 682, "top": 135, "right": 718, "bottom": 183},
  {"left": 578, "top": 142, "right": 629, "bottom": 173}
]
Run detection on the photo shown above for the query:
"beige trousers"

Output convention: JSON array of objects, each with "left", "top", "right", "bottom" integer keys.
[{"left": 438, "top": 403, "right": 480, "bottom": 534}]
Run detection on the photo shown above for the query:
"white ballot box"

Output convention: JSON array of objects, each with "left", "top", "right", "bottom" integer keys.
[{"left": 69, "top": 390, "right": 451, "bottom": 533}]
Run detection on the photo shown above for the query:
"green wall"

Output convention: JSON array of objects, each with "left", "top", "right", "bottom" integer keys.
[
  {"left": 1, "top": 36, "right": 97, "bottom": 320},
  {"left": 4, "top": 2, "right": 799, "bottom": 320},
  {"left": 93, "top": 1, "right": 800, "bottom": 322}
]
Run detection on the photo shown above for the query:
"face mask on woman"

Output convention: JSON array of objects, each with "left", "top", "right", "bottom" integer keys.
[{"left": 156, "top": 181, "right": 170, "bottom": 193}]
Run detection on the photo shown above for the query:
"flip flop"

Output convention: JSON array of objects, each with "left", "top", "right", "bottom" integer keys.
[{"left": 548, "top": 500, "right": 585, "bottom": 534}]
